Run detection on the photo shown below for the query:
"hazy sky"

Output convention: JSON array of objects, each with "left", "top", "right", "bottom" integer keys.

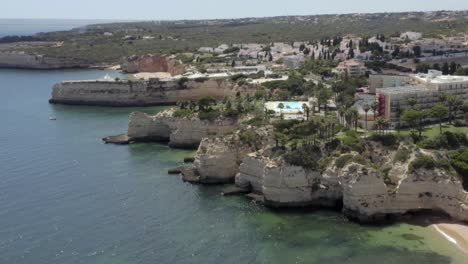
[{"left": 2, "top": 0, "right": 468, "bottom": 20}]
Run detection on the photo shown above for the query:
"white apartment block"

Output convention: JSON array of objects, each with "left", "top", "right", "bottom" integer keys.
[{"left": 376, "top": 70, "right": 468, "bottom": 127}]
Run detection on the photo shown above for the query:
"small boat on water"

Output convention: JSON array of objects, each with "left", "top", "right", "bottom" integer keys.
[{"left": 49, "top": 117, "right": 57, "bottom": 121}]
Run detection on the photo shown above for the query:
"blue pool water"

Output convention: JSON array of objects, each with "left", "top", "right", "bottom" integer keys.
[{"left": 276, "top": 102, "right": 303, "bottom": 109}]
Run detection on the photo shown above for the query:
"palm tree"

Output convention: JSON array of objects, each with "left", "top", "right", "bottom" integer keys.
[
  {"left": 302, "top": 103, "right": 310, "bottom": 121},
  {"left": 375, "top": 117, "right": 384, "bottom": 134},
  {"left": 363, "top": 104, "right": 370, "bottom": 130},
  {"left": 349, "top": 108, "right": 360, "bottom": 132},
  {"left": 431, "top": 104, "right": 448, "bottom": 134},
  {"left": 395, "top": 102, "right": 403, "bottom": 134},
  {"left": 344, "top": 110, "right": 352, "bottom": 129},
  {"left": 371, "top": 102, "right": 378, "bottom": 121},
  {"left": 278, "top": 103, "right": 284, "bottom": 120},
  {"left": 438, "top": 92, "right": 447, "bottom": 104},
  {"left": 453, "top": 98, "right": 464, "bottom": 121},
  {"left": 408, "top": 97, "right": 417, "bottom": 109},
  {"left": 381, "top": 119, "right": 391, "bottom": 134},
  {"left": 338, "top": 106, "right": 346, "bottom": 125},
  {"left": 447, "top": 96, "right": 462, "bottom": 124}
]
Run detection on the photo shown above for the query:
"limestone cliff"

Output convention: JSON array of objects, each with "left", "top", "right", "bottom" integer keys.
[
  {"left": 122, "top": 109, "right": 240, "bottom": 148},
  {"left": 191, "top": 126, "right": 274, "bottom": 184},
  {"left": 121, "top": 54, "right": 185, "bottom": 75},
  {"left": 0, "top": 52, "right": 90, "bottom": 69},
  {"left": 50, "top": 78, "right": 253, "bottom": 106},
  {"left": 236, "top": 150, "right": 342, "bottom": 207},
  {"left": 233, "top": 141, "right": 468, "bottom": 223}
]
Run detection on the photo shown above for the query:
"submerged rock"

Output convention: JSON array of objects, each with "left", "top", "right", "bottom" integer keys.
[
  {"left": 183, "top": 157, "right": 195, "bottom": 163},
  {"left": 102, "top": 134, "right": 131, "bottom": 145},
  {"left": 221, "top": 186, "right": 250, "bottom": 196}
]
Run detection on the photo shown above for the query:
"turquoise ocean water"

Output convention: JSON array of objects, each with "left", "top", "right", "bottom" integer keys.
[{"left": 0, "top": 68, "right": 467, "bottom": 263}]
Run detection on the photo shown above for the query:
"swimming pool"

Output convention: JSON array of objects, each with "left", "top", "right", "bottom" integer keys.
[{"left": 276, "top": 102, "right": 303, "bottom": 109}]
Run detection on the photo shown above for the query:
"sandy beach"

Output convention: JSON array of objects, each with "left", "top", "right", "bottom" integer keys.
[{"left": 433, "top": 222, "right": 468, "bottom": 253}]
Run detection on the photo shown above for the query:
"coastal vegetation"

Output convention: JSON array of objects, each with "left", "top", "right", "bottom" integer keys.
[{"left": 2, "top": 11, "right": 468, "bottom": 64}]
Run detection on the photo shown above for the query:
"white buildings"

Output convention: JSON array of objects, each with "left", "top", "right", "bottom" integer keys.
[
  {"left": 283, "top": 55, "right": 305, "bottom": 69},
  {"left": 264, "top": 101, "right": 310, "bottom": 120},
  {"left": 369, "top": 75, "right": 410, "bottom": 93},
  {"left": 400, "top": 32, "right": 423, "bottom": 41},
  {"left": 233, "top": 65, "right": 266, "bottom": 74},
  {"left": 335, "top": 59, "right": 367, "bottom": 78},
  {"left": 198, "top": 47, "right": 214, "bottom": 53},
  {"left": 375, "top": 70, "right": 468, "bottom": 127}
]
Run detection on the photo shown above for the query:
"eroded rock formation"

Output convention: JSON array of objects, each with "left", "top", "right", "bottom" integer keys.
[
  {"left": 0, "top": 52, "right": 89, "bottom": 69},
  {"left": 106, "top": 109, "right": 241, "bottom": 148},
  {"left": 50, "top": 78, "right": 253, "bottom": 106},
  {"left": 234, "top": 142, "right": 468, "bottom": 223},
  {"left": 121, "top": 54, "right": 185, "bottom": 75}
]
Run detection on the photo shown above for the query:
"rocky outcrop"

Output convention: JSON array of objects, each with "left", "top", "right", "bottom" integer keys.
[
  {"left": 236, "top": 152, "right": 342, "bottom": 207},
  {"left": 192, "top": 126, "right": 274, "bottom": 184},
  {"left": 340, "top": 154, "right": 468, "bottom": 223},
  {"left": 50, "top": 78, "right": 254, "bottom": 106},
  {"left": 0, "top": 52, "right": 90, "bottom": 69},
  {"left": 233, "top": 141, "right": 468, "bottom": 223},
  {"left": 121, "top": 109, "right": 240, "bottom": 148},
  {"left": 121, "top": 54, "right": 185, "bottom": 75}
]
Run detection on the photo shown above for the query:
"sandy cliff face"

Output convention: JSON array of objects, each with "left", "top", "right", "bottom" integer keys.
[
  {"left": 50, "top": 78, "right": 253, "bottom": 106},
  {"left": 126, "top": 109, "right": 240, "bottom": 148},
  {"left": 121, "top": 55, "right": 185, "bottom": 75},
  {"left": 233, "top": 141, "right": 468, "bottom": 223},
  {"left": 341, "top": 159, "right": 468, "bottom": 223},
  {"left": 0, "top": 52, "right": 89, "bottom": 69},
  {"left": 192, "top": 126, "right": 274, "bottom": 184},
  {"left": 236, "top": 153, "right": 342, "bottom": 207}
]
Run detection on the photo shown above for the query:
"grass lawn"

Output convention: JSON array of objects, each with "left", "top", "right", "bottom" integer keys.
[{"left": 397, "top": 124, "right": 468, "bottom": 139}]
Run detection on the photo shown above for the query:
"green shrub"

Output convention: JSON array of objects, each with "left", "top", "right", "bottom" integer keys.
[
  {"left": 243, "top": 115, "right": 267, "bottom": 127},
  {"left": 420, "top": 131, "right": 468, "bottom": 150},
  {"left": 177, "top": 77, "right": 189, "bottom": 87},
  {"left": 335, "top": 154, "right": 354, "bottom": 169},
  {"left": 340, "top": 130, "right": 364, "bottom": 153},
  {"left": 173, "top": 108, "right": 193, "bottom": 118},
  {"left": 284, "top": 145, "right": 322, "bottom": 169},
  {"left": 409, "top": 155, "right": 436, "bottom": 172},
  {"left": 368, "top": 133, "right": 400, "bottom": 147},
  {"left": 449, "top": 147, "right": 468, "bottom": 190},
  {"left": 239, "top": 130, "right": 258, "bottom": 148},
  {"left": 223, "top": 108, "right": 240, "bottom": 118},
  {"left": 198, "top": 110, "right": 221, "bottom": 121},
  {"left": 194, "top": 77, "right": 209, "bottom": 82},
  {"left": 453, "top": 120, "right": 467, "bottom": 127},
  {"left": 230, "top": 74, "right": 247, "bottom": 81},
  {"left": 273, "top": 120, "right": 301, "bottom": 134},
  {"left": 394, "top": 147, "right": 411, "bottom": 164}
]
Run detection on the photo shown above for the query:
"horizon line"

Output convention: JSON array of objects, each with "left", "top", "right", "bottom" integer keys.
[{"left": 1, "top": 8, "right": 467, "bottom": 23}]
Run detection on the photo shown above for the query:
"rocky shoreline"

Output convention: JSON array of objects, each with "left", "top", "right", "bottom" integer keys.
[
  {"left": 104, "top": 109, "right": 242, "bottom": 148},
  {"left": 0, "top": 52, "right": 95, "bottom": 70},
  {"left": 187, "top": 139, "right": 468, "bottom": 224},
  {"left": 105, "top": 109, "right": 468, "bottom": 225},
  {"left": 49, "top": 78, "right": 255, "bottom": 107}
]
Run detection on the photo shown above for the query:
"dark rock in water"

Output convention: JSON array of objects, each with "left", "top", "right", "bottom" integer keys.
[
  {"left": 183, "top": 157, "right": 195, "bottom": 163},
  {"left": 245, "top": 193, "right": 265, "bottom": 203},
  {"left": 222, "top": 186, "right": 250, "bottom": 196},
  {"left": 103, "top": 134, "right": 131, "bottom": 145},
  {"left": 168, "top": 166, "right": 200, "bottom": 183},
  {"left": 180, "top": 166, "right": 200, "bottom": 183},
  {"left": 168, "top": 167, "right": 183, "bottom": 174}
]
